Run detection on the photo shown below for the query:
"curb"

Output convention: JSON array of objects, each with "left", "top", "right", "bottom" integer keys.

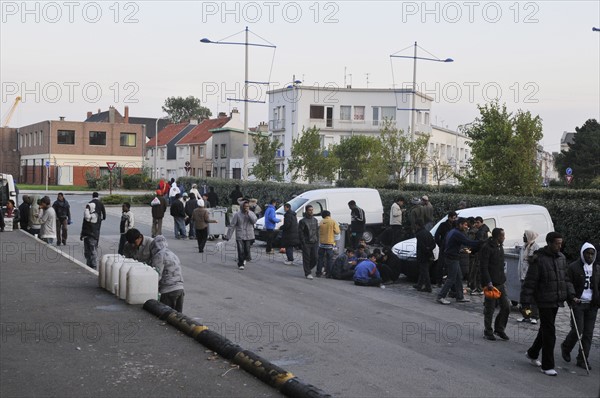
[{"left": 143, "top": 299, "right": 331, "bottom": 398}]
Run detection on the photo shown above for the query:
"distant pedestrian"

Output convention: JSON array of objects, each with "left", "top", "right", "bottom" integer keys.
[
  {"left": 52, "top": 193, "right": 71, "bottom": 246},
  {"left": 170, "top": 193, "right": 187, "bottom": 239},
  {"left": 224, "top": 201, "right": 257, "bottom": 270},
  {"left": 521, "top": 232, "right": 576, "bottom": 376},
  {"left": 38, "top": 196, "right": 56, "bottom": 244},
  {"left": 189, "top": 184, "right": 202, "bottom": 204},
  {"left": 263, "top": 199, "right": 281, "bottom": 254},
  {"left": 318, "top": 210, "right": 340, "bottom": 277},
  {"left": 18, "top": 195, "right": 31, "bottom": 232},
  {"left": 348, "top": 200, "right": 365, "bottom": 249},
  {"left": 89, "top": 192, "right": 106, "bottom": 243},
  {"left": 389, "top": 196, "right": 405, "bottom": 245},
  {"left": 560, "top": 242, "right": 598, "bottom": 371},
  {"left": 1, "top": 199, "right": 19, "bottom": 231},
  {"left": 517, "top": 230, "right": 540, "bottom": 323},
  {"left": 29, "top": 195, "right": 42, "bottom": 237},
  {"left": 413, "top": 220, "right": 435, "bottom": 293},
  {"left": 280, "top": 203, "right": 299, "bottom": 265},
  {"left": 169, "top": 180, "right": 180, "bottom": 205},
  {"left": 229, "top": 184, "right": 243, "bottom": 206},
  {"left": 124, "top": 228, "right": 154, "bottom": 265},
  {"left": 192, "top": 203, "right": 217, "bottom": 253},
  {"left": 479, "top": 228, "right": 511, "bottom": 341},
  {"left": 151, "top": 189, "right": 168, "bottom": 237},
  {"left": 421, "top": 195, "right": 434, "bottom": 231},
  {"left": 298, "top": 205, "right": 319, "bottom": 279},
  {"left": 151, "top": 235, "right": 185, "bottom": 312},
  {"left": 80, "top": 202, "right": 100, "bottom": 270},
  {"left": 207, "top": 186, "right": 219, "bottom": 208},
  {"left": 118, "top": 202, "right": 135, "bottom": 255},
  {"left": 434, "top": 211, "right": 458, "bottom": 286},
  {"left": 185, "top": 193, "right": 199, "bottom": 239}
]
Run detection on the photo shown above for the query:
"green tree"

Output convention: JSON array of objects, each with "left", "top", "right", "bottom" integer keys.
[
  {"left": 332, "top": 135, "right": 387, "bottom": 187},
  {"left": 429, "top": 155, "right": 456, "bottom": 190},
  {"left": 554, "top": 119, "right": 600, "bottom": 187},
  {"left": 378, "top": 119, "right": 430, "bottom": 187},
  {"left": 251, "top": 134, "right": 283, "bottom": 182},
  {"left": 288, "top": 126, "right": 338, "bottom": 183},
  {"left": 460, "top": 101, "right": 543, "bottom": 195},
  {"left": 162, "top": 96, "right": 212, "bottom": 123}
]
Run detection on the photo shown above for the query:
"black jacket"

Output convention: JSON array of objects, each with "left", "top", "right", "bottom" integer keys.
[
  {"left": 52, "top": 199, "right": 71, "bottom": 221},
  {"left": 185, "top": 199, "right": 198, "bottom": 218},
  {"left": 90, "top": 198, "right": 106, "bottom": 221},
  {"left": 298, "top": 215, "right": 319, "bottom": 245},
  {"left": 434, "top": 220, "right": 453, "bottom": 252},
  {"left": 520, "top": 246, "right": 575, "bottom": 308},
  {"left": 280, "top": 210, "right": 300, "bottom": 247},
  {"left": 170, "top": 200, "right": 186, "bottom": 218},
  {"left": 479, "top": 238, "right": 506, "bottom": 286},
  {"left": 18, "top": 202, "right": 30, "bottom": 230},
  {"left": 415, "top": 228, "right": 436, "bottom": 262},
  {"left": 350, "top": 207, "right": 366, "bottom": 232},
  {"left": 151, "top": 195, "right": 168, "bottom": 219},
  {"left": 567, "top": 259, "right": 600, "bottom": 307}
]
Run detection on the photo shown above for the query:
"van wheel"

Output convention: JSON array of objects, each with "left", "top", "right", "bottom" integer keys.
[{"left": 362, "top": 229, "right": 375, "bottom": 244}]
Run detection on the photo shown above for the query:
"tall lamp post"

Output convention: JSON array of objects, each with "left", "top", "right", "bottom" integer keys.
[
  {"left": 391, "top": 42, "right": 453, "bottom": 182},
  {"left": 201, "top": 27, "right": 276, "bottom": 180}
]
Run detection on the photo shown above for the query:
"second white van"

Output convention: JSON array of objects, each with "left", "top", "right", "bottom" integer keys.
[{"left": 254, "top": 188, "right": 384, "bottom": 244}]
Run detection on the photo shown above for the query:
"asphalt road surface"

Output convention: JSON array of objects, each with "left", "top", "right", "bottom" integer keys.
[{"left": 13, "top": 193, "right": 600, "bottom": 397}]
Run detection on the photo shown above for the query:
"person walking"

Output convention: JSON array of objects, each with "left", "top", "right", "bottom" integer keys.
[
  {"left": 169, "top": 180, "right": 180, "bottom": 205},
  {"left": 207, "top": 186, "right": 219, "bottom": 207},
  {"left": 52, "top": 193, "right": 71, "bottom": 245},
  {"left": 280, "top": 203, "right": 300, "bottom": 265},
  {"left": 560, "top": 242, "right": 599, "bottom": 370},
  {"left": 38, "top": 196, "right": 57, "bottom": 244},
  {"left": 318, "top": 210, "right": 340, "bottom": 277},
  {"left": 434, "top": 211, "right": 458, "bottom": 287},
  {"left": 437, "top": 217, "right": 481, "bottom": 305},
  {"left": 421, "top": 195, "right": 434, "bottom": 231},
  {"left": 192, "top": 203, "right": 218, "bottom": 253},
  {"left": 263, "top": 199, "right": 281, "bottom": 254},
  {"left": 479, "top": 228, "right": 511, "bottom": 341},
  {"left": 298, "top": 205, "right": 319, "bottom": 279},
  {"left": 348, "top": 200, "right": 365, "bottom": 249},
  {"left": 80, "top": 202, "right": 100, "bottom": 270},
  {"left": 185, "top": 193, "right": 199, "bottom": 239},
  {"left": 118, "top": 202, "right": 135, "bottom": 255},
  {"left": 521, "top": 232, "right": 576, "bottom": 376},
  {"left": 517, "top": 230, "right": 540, "bottom": 323},
  {"left": 224, "top": 201, "right": 257, "bottom": 270},
  {"left": 414, "top": 220, "right": 436, "bottom": 292},
  {"left": 170, "top": 193, "right": 187, "bottom": 239},
  {"left": 151, "top": 189, "right": 168, "bottom": 238}
]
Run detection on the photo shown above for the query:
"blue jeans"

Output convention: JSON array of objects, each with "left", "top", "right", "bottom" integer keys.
[
  {"left": 318, "top": 246, "right": 334, "bottom": 276},
  {"left": 438, "top": 258, "right": 464, "bottom": 300},
  {"left": 174, "top": 217, "right": 186, "bottom": 238},
  {"left": 285, "top": 247, "right": 294, "bottom": 261}
]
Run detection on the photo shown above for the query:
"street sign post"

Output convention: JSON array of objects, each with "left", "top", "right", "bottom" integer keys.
[
  {"left": 184, "top": 161, "right": 191, "bottom": 175},
  {"left": 565, "top": 175, "right": 574, "bottom": 185},
  {"left": 106, "top": 162, "right": 117, "bottom": 195},
  {"left": 45, "top": 160, "right": 50, "bottom": 191}
]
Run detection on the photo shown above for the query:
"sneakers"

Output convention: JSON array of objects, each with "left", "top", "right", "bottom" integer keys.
[
  {"left": 470, "top": 288, "right": 484, "bottom": 296},
  {"left": 494, "top": 331, "right": 510, "bottom": 341},
  {"left": 456, "top": 298, "right": 471, "bottom": 303},
  {"left": 284, "top": 260, "right": 293, "bottom": 265},
  {"left": 530, "top": 319, "right": 538, "bottom": 325},
  {"left": 560, "top": 343, "right": 571, "bottom": 362},
  {"left": 540, "top": 369, "right": 558, "bottom": 376},
  {"left": 517, "top": 317, "right": 531, "bottom": 323},
  {"left": 238, "top": 265, "right": 245, "bottom": 270},
  {"left": 306, "top": 274, "right": 314, "bottom": 280},
  {"left": 380, "top": 285, "right": 386, "bottom": 289},
  {"left": 483, "top": 333, "right": 496, "bottom": 341},
  {"left": 437, "top": 298, "right": 451, "bottom": 305},
  {"left": 525, "top": 352, "right": 542, "bottom": 367}
]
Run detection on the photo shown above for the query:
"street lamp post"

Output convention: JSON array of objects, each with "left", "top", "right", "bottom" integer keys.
[
  {"left": 201, "top": 27, "right": 276, "bottom": 180},
  {"left": 391, "top": 42, "right": 453, "bottom": 182}
]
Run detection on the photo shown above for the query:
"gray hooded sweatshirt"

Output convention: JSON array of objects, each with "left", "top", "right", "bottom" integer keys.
[{"left": 150, "top": 235, "right": 184, "bottom": 294}]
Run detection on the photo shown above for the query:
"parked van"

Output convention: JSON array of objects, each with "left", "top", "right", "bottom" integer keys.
[
  {"left": 254, "top": 188, "right": 384, "bottom": 244},
  {"left": 0, "top": 173, "right": 18, "bottom": 209},
  {"left": 392, "top": 204, "right": 554, "bottom": 302}
]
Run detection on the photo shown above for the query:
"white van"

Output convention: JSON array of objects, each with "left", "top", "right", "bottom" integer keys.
[
  {"left": 254, "top": 188, "right": 384, "bottom": 243},
  {"left": 392, "top": 204, "right": 554, "bottom": 293},
  {"left": 0, "top": 173, "right": 18, "bottom": 209}
]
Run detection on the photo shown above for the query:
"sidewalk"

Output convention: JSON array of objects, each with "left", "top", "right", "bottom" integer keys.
[{"left": 0, "top": 230, "right": 280, "bottom": 398}]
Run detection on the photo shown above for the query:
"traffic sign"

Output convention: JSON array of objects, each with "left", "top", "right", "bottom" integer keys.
[
  {"left": 106, "top": 161, "right": 117, "bottom": 171},
  {"left": 45, "top": 160, "right": 50, "bottom": 168},
  {"left": 566, "top": 167, "right": 573, "bottom": 175},
  {"left": 185, "top": 161, "right": 191, "bottom": 167},
  {"left": 565, "top": 175, "right": 574, "bottom": 185}
]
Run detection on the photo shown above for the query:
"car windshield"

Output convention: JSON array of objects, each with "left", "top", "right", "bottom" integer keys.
[{"left": 276, "top": 197, "right": 308, "bottom": 214}]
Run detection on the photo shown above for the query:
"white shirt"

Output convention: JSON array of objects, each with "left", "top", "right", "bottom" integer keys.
[
  {"left": 390, "top": 202, "right": 403, "bottom": 225},
  {"left": 581, "top": 263, "right": 593, "bottom": 303},
  {"left": 39, "top": 207, "right": 57, "bottom": 239}
]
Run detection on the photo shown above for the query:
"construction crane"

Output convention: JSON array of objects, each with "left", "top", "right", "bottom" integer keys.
[{"left": 2, "top": 96, "right": 21, "bottom": 127}]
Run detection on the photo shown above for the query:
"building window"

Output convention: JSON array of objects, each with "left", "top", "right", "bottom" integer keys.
[
  {"left": 160, "top": 148, "right": 165, "bottom": 159},
  {"left": 120, "top": 133, "right": 136, "bottom": 147},
  {"left": 39, "top": 131, "right": 43, "bottom": 146},
  {"left": 220, "top": 144, "right": 227, "bottom": 158},
  {"left": 192, "top": 146, "right": 196, "bottom": 155},
  {"left": 353, "top": 106, "right": 365, "bottom": 121},
  {"left": 424, "top": 112, "right": 430, "bottom": 125},
  {"left": 57, "top": 130, "right": 75, "bottom": 145},
  {"left": 89, "top": 131, "right": 106, "bottom": 146},
  {"left": 340, "top": 106, "right": 351, "bottom": 121},
  {"left": 310, "top": 105, "right": 324, "bottom": 119},
  {"left": 382, "top": 107, "right": 395, "bottom": 121},
  {"left": 214, "top": 145, "right": 219, "bottom": 159},
  {"left": 199, "top": 146, "right": 205, "bottom": 158},
  {"left": 232, "top": 168, "right": 241, "bottom": 179},
  {"left": 417, "top": 112, "right": 422, "bottom": 124}
]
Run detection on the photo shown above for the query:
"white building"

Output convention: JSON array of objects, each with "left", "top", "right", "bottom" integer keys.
[
  {"left": 427, "top": 125, "right": 472, "bottom": 185},
  {"left": 267, "top": 85, "right": 471, "bottom": 185}
]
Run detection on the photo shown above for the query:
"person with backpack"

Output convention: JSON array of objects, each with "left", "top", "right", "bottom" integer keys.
[
  {"left": 151, "top": 189, "right": 168, "bottom": 238},
  {"left": 118, "top": 202, "right": 135, "bottom": 255},
  {"left": 52, "top": 193, "right": 71, "bottom": 246},
  {"left": 80, "top": 202, "right": 100, "bottom": 270}
]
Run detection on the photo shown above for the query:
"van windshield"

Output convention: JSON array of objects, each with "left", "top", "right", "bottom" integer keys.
[{"left": 276, "top": 197, "right": 308, "bottom": 215}]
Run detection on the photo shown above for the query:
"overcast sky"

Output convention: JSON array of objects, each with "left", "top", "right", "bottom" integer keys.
[{"left": 1, "top": 1, "right": 599, "bottom": 152}]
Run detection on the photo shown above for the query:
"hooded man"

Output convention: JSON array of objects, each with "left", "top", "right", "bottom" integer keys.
[
  {"left": 151, "top": 235, "right": 184, "bottom": 312},
  {"left": 18, "top": 195, "right": 31, "bottom": 231},
  {"left": 263, "top": 199, "right": 281, "bottom": 254},
  {"left": 52, "top": 193, "right": 71, "bottom": 246},
  {"left": 80, "top": 202, "right": 100, "bottom": 269},
  {"left": 560, "top": 242, "right": 599, "bottom": 370}
]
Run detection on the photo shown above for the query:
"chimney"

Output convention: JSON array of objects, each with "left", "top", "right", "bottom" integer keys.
[
  {"left": 189, "top": 119, "right": 198, "bottom": 125},
  {"left": 257, "top": 121, "right": 268, "bottom": 133},
  {"left": 97, "top": 108, "right": 101, "bottom": 114},
  {"left": 109, "top": 106, "right": 115, "bottom": 123},
  {"left": 218, "top": 112, "right": 227, "bottom": 118},
  {"left": 87, "top": 111, "right": 92, "bottom": 119},
  {"left": 59, "top": 116, "right": 65, "bottom": 121},
  {"left": 124, "top": 106, "right": 129, "bottom": 124},
  {"left": 231, "top": 107, "right": 239, "bottom": 114}
]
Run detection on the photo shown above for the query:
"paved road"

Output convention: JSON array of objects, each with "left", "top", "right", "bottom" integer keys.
[{"left": 8, "top": 193, "right": 600, "bottom": 397}]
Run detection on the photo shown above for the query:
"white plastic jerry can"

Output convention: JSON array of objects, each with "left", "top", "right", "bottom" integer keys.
[
  {"left": 118, "top": 262, "right": 146, "bottom": 300},
  {"left": 110, "top": 258, "right": 139, "bottom": 295},
  {"left": 126, "top": 266, "right": 159, "bottom": 305},
  {"left": 99, "top": 254, "right": 122, "bottom": 289}
]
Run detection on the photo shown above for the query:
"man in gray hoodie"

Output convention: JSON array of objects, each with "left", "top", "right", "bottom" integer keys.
[
  {"left": 224, "top": 201, "right": 257, "bottom": 270},
  {"left": 151, "top": 235, "right": 184, "bottom": 312}
]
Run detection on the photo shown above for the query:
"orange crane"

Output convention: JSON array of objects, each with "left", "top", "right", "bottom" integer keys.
[{"left": 2, "top": 96, "right": 21, "bottom": 127}]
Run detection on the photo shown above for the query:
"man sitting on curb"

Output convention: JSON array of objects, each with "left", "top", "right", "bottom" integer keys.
[
  {"left": 124, "top": 228, "right": 155, "bottom": 266},
  {"left": 353, "top": 253, "right": 384, "bottom": 288}
]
